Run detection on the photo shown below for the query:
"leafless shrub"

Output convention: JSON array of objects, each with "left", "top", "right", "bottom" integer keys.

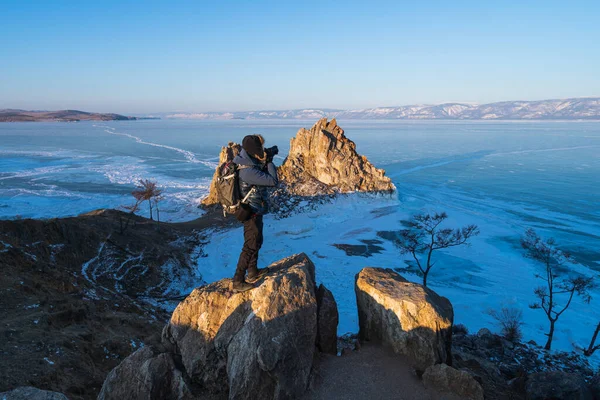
[
  {"left": 487, "top": 306, "right": 524, "bottom": 342},
  {"left": 452, "top": 323, "right": 469, "bottom": 335}
]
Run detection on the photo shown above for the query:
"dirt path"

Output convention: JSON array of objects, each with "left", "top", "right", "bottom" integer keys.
[{"left": 304, "top": 344, "right": 460, "bottom": 400}]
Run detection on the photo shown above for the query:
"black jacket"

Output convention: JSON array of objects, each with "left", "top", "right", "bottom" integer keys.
[{"left": 233, "top": 149, "right": 278, "bottom": 214}]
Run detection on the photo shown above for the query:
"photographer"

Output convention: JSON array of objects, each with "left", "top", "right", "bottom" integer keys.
[{"left": 231, "top": 134, "right": 279, "bottom": 292}]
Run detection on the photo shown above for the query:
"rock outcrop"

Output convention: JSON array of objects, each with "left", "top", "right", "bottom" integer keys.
[
  {"left": 0, "top": 387, "right": 68, "bottom": 400},
  {"left": 279, "top": 118, "right": 395, "bottom": 196},
  {"left": 355, "top": 268, "right": 453, "bottom": 371},
  {"left": 202, "top": 119, "right": 395, "bottom": 207},
  {"left": 452, "top": 330, "right": 597, "bottom": 400},
  {"left": 98, "top": 346, "right": 193, "bottom": 400},
  {"left": 99, "top": 253, "right": 338, "bottom": 400},
  {"left": 316, "top": 284, "right": 339, "bottom": 355},
  {"left": 202, "top": 142, "right": 242, "bottom": 206},
  {"left": 525, "top": 371, "right": 593, "bottom": 400},
  {"left": 422, "top": 363, "right": 484, "bottom": 400}
]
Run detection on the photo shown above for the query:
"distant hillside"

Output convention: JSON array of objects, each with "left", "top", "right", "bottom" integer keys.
[
  {"left": 0, "top": 109, "right": 143, "bottom": 122},
  {"left": 164, "top": 97, "right": 600, "bottom": 120}
]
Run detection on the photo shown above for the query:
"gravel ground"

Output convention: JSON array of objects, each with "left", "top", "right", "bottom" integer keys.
[{"left": 304, "top": 344, "right": 462, "bottom": 400}]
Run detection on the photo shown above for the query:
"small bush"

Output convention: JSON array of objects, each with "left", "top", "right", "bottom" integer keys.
[
  {"left": 452, "top": 323, "right": 469, "bottom": 335},
  {"left": 487, "top": 306, "right": 523, "bottom": 342}
]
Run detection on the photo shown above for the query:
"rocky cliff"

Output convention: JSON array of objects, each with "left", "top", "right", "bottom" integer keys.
[
  {"left": 99, "top": 253, "right": 338, "bottom": 400},
  {"left": 0, "top": 209, "right": 212, "bottom": 399},
  {"left": 279, "top": 118, "right": 395, "bottom": 196}
]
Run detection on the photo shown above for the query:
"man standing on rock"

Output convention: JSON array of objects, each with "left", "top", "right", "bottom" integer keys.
[{"left": 231, "top": 134, "right": 279, "bottom": 292}]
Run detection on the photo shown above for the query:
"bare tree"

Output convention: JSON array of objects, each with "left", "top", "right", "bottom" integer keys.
[
  {"left": 584, "top": 322, "right": 600, "bottom": 356},
  {"left": 395, "top": 212, "right": 479, "bottom": 287},
  {"left": 522, "top": 228, "right": 594, "bottom": 350},
  {"left": 153, "top": 193, "right": 164, "bottom": 223},
  {"left": 118, "top": 201, "right": 140, "bottom": 234},
  {"left": 132, "top": 179, "right": 162, "bottom": 221}
]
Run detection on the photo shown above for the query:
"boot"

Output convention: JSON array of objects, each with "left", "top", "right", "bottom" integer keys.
[
  {"left": 247, "top": 267, "right": 269, "bottom": 283},
  {"left": 232, "top": 280, "right": 254, "bottom": 293}
]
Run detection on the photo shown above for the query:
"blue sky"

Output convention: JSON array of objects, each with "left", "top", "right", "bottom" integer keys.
[{"left": 1, "top": 0, "right": 599, "bottom": 113}]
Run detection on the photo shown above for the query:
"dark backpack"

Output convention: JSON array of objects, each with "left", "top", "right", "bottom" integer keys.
[{"left": 215, "top": 162, "right": 253, "bottom": 217}]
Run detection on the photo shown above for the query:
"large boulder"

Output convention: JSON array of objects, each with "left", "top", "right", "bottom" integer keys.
[
  {"left": 100, "top": 253, "right": 334, "bottom": 400},
  {"left": 279, "top": 118, "right": 395, "bottom": 196},
  {"left": 98, "top": 346, "right": 192, "bottom": 400},
  {"left": 202, "top": 142, "right": 242, "bottom": 206},
  {"left": 316, "top": 284, "right": 339, "bottom": 355},
  {"left": 355, "top": 267, "right": 453, "bottom": 371},
  {"left": 525, "top": 371, "right": 592, "bottom": 400},
  {"left": 0, "top": 387, "right": 68, "bottom": 400},
  {"left": 422, "top": 363, "right": 484, "bottom": 400}
]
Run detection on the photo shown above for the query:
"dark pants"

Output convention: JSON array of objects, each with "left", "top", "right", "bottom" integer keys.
[{"left": 233, "top": 215, "right": 263, "bottom": 283}]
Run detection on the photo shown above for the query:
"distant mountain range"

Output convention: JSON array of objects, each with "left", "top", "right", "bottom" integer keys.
[
  {"left": 3, "top": 98, "right": 600, "bottom": 122},
  {"left": 0, "top": 109, "right": 152, "bottom": 122},
  {"left": 163, "top": 97, "right": 600, "bottom": 120}
]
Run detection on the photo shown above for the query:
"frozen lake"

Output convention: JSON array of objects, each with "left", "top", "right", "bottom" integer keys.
[{"left": 1, "top": 119, "right": 599, "bottom": 357}]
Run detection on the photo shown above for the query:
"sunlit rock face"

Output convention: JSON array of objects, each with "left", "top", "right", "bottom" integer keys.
[
  {"left": 202, "top": 142, "right": 241, "bottom": 206},
  {"left": 202, "top": 119, "right": 395, "bottom": 208},
  {"left": 279, "top": 118, "right": 395, "bottom": 196},
  {"left": 355, "top": 267, "right": 453, "bottom": 372},
  {"left": 163, "top": 253, "right": 318, "bottom": 399},
  {"left": 99, "top": 253, "right": 339, "bottom": 400}
]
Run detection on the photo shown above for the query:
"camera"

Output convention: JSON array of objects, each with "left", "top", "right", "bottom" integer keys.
[{"left": 265, "top": 145, "right": 279, "bottom": 161}]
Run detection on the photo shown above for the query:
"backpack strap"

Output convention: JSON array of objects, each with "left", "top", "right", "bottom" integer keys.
[{"left": 235, "top": 164, "right": 257, "bottom": 204}]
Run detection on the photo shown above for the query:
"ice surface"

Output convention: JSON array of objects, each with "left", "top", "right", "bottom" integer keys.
[
  {"left": 200, "top": 193, "right": 599, "bottom": 363},
  {"left": 1, "top": 119, "right": 599, "bottom": 362}
]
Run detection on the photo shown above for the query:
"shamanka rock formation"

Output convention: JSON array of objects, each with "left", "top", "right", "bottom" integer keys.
[
  {"left": 279, "top": 118, "right": 395, "bottom": 196},
  {"left": 202, "top": 118, "right": 395, "bottom": 207}
]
